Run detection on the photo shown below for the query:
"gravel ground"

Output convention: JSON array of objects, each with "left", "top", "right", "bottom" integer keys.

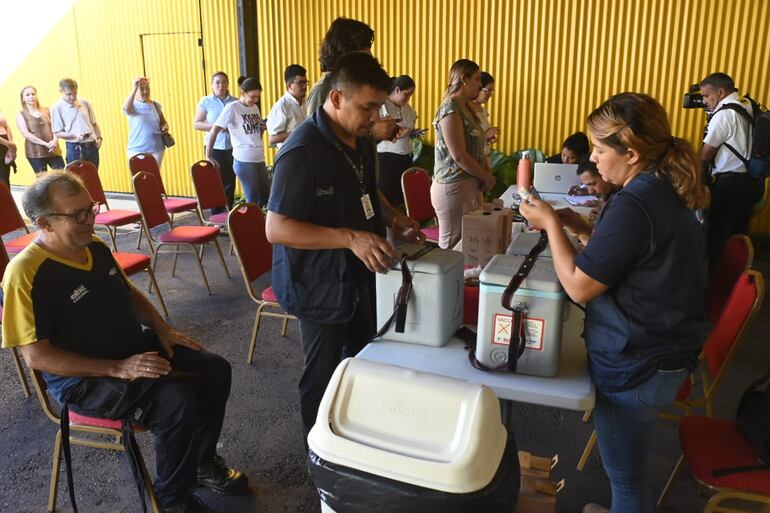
[{"left": 2, "top": 219, "right": 768, "bottom": 513}]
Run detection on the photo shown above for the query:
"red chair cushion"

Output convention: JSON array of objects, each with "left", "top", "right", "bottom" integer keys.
[
  {"left": 261, "top": 286, "right": 278, "bottom": 303},
  {"left": 69, "top": 410, "right": 124, "bottom": 429},
  {"left": 112, "top": 252, "right": 151, "bottom": 276},
  {"left": 680, "top": 416, "right": 770, "bottom": 494},
  {"left": 95, "top": 209, "right": 141, "bottom": 226},
  {"left": 5, "top": 232, "right": 37, "bottom": 254},
  {"left": 158, "top": 225, "right": 220, "bottom": 244},
  {"left": 208, "top": 212, "right": 228, "bottom": 225},
  {"left": 422, "top": 225, "right": 440, "bottom": 242},
  {"left": 163, "top": 198, "right": 198, "bottom": 213}
]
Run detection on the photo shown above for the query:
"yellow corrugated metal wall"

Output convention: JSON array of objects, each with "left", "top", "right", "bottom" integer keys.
[
  {"left": 0, "top": 0, "right": 240, "bottom": 197},
  {"left": 2, "top": 0, "right": 770, "bottom": 232},
  {"left": 255, "top": 0, "right": 770, "bottom": 234}
]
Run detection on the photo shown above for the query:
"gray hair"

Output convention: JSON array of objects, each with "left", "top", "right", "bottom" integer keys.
[{"left": 22, "top": 171, "right": 86, "bottom": 221}]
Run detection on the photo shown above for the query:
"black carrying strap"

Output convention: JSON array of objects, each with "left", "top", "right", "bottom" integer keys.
[
  {"left": 467, "top": 231, "right": 549, "bottom": 373},
  {"left": 59, "top": 404, "right": 148, "bottom": 513},
  {"left": 715, "top": 103, "right": 755, "bottom": 168},
  {"left": 372, "top": 245, "right": 436, "bottom": 340}
]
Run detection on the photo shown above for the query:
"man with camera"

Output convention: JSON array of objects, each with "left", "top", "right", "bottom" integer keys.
[{"left": 698, "top": 72, "right": 764, "bottom": 267}]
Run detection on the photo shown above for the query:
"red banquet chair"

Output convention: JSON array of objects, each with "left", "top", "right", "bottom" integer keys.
[
  {"left": 227, "top": 203, "right": 295, "bottom": 364},
  {"left": 132, "top": 172, "right": 229, "bottom": 295},
  {"left": 28, "top": 366, "right": 161, "bottom": 513},
  {"left": 65, "top": 160, "right": 144, "bottom": 251},
  {"left": 401, "top": 167, "right": 439, "bottom": 242},
  {"left": 190, "top": 159, "right": 229, "bottom": 228},
  {"left": 667, "top": 416, "right": 770, "bottom": 513},
  {"left": 658, "top": 269, "right": 765, "bottom": 507},
  {"left": 0, "top": 181, "right": 36, "bottom": 255},
  {"left": 705, "top": 234, "right": 754, "bottom": 323},
  {"left": 129, "top": 153, "right": 200, "bottom": 223},
  {"left": 112, "top": 251, "right": 169, "bottom": 317}
]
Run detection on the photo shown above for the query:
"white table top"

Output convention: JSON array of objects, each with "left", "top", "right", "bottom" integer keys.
[
  {"left": 357, "top": 319, "right": 595, "bottom": 411},
  {"left": 499, "top": 185, "right": 594, "bottom": 216}
]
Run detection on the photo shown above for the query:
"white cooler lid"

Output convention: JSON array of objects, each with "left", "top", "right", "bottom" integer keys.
[
  {"left": 389, "top": 244, "right": 464, "bottom": 275},
  {"left": 307, "top": 358, "right": 507, "bottom": 494},
  {"left": 506, "top": 231, "right": 580, "bottom": 258},
  {"left": 480, "top": 254, "right": 564, "bottom": 293}
]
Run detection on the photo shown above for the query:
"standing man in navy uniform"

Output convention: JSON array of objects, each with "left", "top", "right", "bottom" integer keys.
[{"left": 266, "top": 52, "right": 422, "bottom": 440}]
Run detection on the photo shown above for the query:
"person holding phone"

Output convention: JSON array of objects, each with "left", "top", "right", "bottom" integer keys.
[
  {"left": 206, "top": 77, "right": 269, "bottom": 207},
  {"left": 519, "top": 93, "right": 708, "bottom": 513},
  {"left": 471, "top": 71, "right": 499, "bottom": 168},
  {"left": 123, "top": 77, "right": 169, "bottom": 170},
  {"left": 431, "top": 59, "right": 495, "bottom": 249},
  {"left": 377, "top": 75, "right": 418, "bottom": 209}
]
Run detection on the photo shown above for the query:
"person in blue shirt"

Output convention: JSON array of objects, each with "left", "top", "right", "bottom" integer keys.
[
  {"left": 266, "top": 52, "right": 422, "bottom": 443},
  {"left": 520, "top": 93, "right": 709, "bottom": 513}
]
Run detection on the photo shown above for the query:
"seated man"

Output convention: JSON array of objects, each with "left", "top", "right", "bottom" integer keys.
[
  {"left": 1, "top": 172, "right": 247, "bottom": 513},
  {"left": 546, "top": 131, "right": 590, "bottom": 164},
  {"left": 560, "top": 157, "right": 618, "bottom": 245}
]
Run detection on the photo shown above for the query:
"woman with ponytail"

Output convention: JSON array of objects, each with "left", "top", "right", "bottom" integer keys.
[{"left": 520, "top": 93, "right": 709, "bottom": 513}]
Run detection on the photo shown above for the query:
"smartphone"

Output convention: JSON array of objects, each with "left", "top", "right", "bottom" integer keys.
[
  {"left": 518, "top": 185, "right": 542, "bottom": 203},
  {"left": 527, "top": 186, "right": 542, "bottom": 200}
]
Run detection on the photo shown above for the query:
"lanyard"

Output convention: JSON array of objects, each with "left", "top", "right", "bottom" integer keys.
[{"left": 335, "top": 143, "right": 367, "bottom": 196}]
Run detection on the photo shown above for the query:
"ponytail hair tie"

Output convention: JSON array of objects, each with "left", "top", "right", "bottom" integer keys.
[{"left": 670, "top": 136, "right": 679, "bottom": 147}]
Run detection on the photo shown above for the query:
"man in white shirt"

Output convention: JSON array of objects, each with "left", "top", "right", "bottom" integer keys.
[
  {"left": 51, "top": 78, "right": 102, "bottom": 169},
  {"left": 699, "top": 72, "right": 764, "bottom": 267},
  {"left": 267, "top": 65, "right": 308, "bottom": 149}
]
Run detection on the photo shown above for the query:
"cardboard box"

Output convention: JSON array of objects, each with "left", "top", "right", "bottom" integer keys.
[
  {"left": 462, "top": 205, "right": 507, "bottom": 267},
  {"left": 515, "top": 451, "right": 562, "bottom": 513}
]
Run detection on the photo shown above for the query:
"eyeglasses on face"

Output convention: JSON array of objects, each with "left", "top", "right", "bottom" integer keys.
[
  {"left": 293, "top": 80, "right": 309, "bottom": 86},
  {"left": 45, "top": 202, "right": 100, "bottom": 224},
  {"left": 481, "top": 87, "right": 495, "bottom": 94}
]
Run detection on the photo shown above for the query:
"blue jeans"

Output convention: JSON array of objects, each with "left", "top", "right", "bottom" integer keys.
[
  {"left": 65, "top": 141, "right": 100, "bottom": 169},
  {"left": 593, "top": 368, "right": 687, "bottom": 513},
  {"left": 28, "top": 156, "right": 66, "bottom": 173},
  {"left": 233, "top": 159, "right": 269, "bottom": 207}
]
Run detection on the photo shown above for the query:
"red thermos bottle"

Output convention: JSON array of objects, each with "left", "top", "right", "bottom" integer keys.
[{"left": 516, "top": 153, "right": 533, "bottom": 190}]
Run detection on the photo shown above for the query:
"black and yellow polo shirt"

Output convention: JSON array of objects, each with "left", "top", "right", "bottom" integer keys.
[{"left": 2, "top": 237, "right": 146, "bottom": 402}]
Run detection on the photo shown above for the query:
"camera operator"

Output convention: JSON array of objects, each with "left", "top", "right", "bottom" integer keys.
[{"left": 699, "top": 72, "right": 764, "bottom": 267}]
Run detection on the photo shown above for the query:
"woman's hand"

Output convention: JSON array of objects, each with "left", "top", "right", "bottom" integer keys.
[
  {"left": 481, "top": 171, "right": 496, "bottom": 193},
  {"left": 556, "top": 208, "right": 593, "bottom": 238},
  {"left": 485, "top": 126, "right": 499, "bottom": 143},
  {"left": 519, "top": 197, "right": 560, "bottom": 231}
]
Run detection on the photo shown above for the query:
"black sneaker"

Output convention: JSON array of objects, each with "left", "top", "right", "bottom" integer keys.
[
  {"left": 197, "top": 455, "right": 249, "bottom": 495},
  {"left": 163, "top": 495, "right": 217, "bottom": 513}
]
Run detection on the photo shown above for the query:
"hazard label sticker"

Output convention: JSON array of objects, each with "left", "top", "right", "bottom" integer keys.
[{"left": 492, "top": 314, "right": 545, "bottom": 351}]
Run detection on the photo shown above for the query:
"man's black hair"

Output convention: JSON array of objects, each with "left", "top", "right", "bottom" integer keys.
[
  {"left": 700, "top": 72, "right": 736, "bottom": 93},
  {"left": 319, "top": 18, "right": 374, "bottom": 72},
  {"left": 284, "top": 64, "right": 307, "bottom": 84},
  {"left": 563, "top": 131, "right": 590, "bottom": 156},
  {"left": 328, "top": 52, "right": 391, "bottom": 94},
  {"left": 577, "top": 155, "right": 599, "bottom": 176}
]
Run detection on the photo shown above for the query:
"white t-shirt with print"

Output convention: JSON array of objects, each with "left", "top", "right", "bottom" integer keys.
[{"left": 213, "top": 101, "right": 265, "bottom": 163}]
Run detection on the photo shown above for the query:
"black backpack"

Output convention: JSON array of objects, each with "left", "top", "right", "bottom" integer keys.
[
  {"left": 716, "top": 95, "right": 770, "bottom": 178},
  {"left": 712, "top": 370, "right": 770, "bottom": 477}
]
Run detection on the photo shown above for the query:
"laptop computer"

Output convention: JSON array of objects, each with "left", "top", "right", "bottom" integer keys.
[{"left": 533, "top": 163, "right": 581, "bottom": 194}]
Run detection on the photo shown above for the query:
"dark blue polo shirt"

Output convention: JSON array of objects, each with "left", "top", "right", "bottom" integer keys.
[
  {"left": 574, "top": 172, "right": 709, "bottom": 392},
  {"left": 267, "top": 109, "right": 385, "bottom": 323}
]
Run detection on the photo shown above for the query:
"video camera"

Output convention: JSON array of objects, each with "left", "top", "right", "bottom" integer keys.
[{"left": 683, "top": 83, "right": 705, "bottom": 109}]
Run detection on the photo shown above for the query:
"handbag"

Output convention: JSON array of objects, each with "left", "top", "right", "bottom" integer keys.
[{"left": 152, "top": 101, "right": 176, "bottom": 148}]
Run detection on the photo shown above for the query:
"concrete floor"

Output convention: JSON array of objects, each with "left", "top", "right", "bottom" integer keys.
[{"left": 1, "top": 195, "right": 768, "bottom": 513}]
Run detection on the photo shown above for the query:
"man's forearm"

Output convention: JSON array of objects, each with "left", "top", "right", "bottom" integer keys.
[
  {"left": 269, "top": 132, "right": 290, "bottom": 144},
  {"left": 265, "top": 212, "right": 352, "bottom": 250},
  {"left": 20, "top": 341, "right": 122, "bottom": 378}
]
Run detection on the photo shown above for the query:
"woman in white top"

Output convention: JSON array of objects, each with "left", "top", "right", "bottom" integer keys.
[
  {"left": 471, "top": 71, "right": 499, "bottom": 169},
  {"left": 206, "top": 77, "right": 269, "bottom": 207},
  {"left": 16, "top": 86, "right": 64, "bottom": 173},
  {"left": 122, "top": 77, "right": 169, "bottom": 168},
  {"left": 377, "top": 75, "right": 418, "bottom": 208}
]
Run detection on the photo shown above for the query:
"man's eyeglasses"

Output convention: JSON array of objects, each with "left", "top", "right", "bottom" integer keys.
[
  {"left": 45, "top": 202, "right": 100, "bottom": 224},
  {"left": 293, "top": 80, "right": 309, "bottom": 86}
]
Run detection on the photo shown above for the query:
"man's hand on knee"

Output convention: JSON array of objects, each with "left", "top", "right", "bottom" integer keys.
[
  {"left": 157, "top": 328, "right": 203, "bottom": 359},
  {"left": 117, "top": 351, "right": 171, "bottom": 380}
]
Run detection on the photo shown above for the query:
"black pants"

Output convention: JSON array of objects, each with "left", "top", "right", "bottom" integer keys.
[
  {"left": 62, "top": 346, "right": 232, "bottom": 506},
  {"left": 707, "top": 172, "right": 764, "bottom": 266},
  {"left": 210, "top": 148, "right": 236, "bottom": 213},
  {"left": 378, "top": 152, "right": 413, "bottom": 209},
  {"left": 298, "top": 279, "right": 375, "bottom": 442},
  {"left": 0, "top": 145, "right": 9, "bottom": 187}
]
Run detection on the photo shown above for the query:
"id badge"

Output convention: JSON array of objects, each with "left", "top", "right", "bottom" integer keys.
[{"left": 361, "top": 193, "right": 375, "bottom": 220}]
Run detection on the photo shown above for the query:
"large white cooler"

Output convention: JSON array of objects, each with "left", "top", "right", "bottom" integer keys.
[
  {"left": 476, "top": 254, "right": 567, "bottom": 377},
  {"left": 375, "top": 244, "right": 464, "bottom": 346},
  {"left": 307, "top": 358, "right": 520, "bottom": 512},
  {"left": 506, "top": 231, "right": 580, "bottom": 259}
]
